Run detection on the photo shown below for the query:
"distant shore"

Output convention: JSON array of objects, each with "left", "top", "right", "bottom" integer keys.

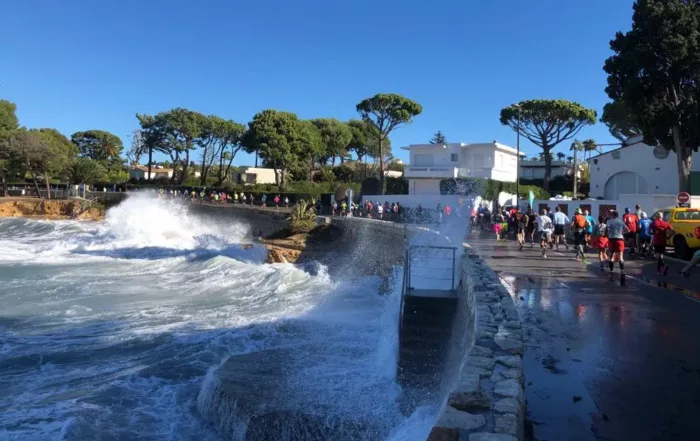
[{"left": 0, "top": 197, "right": 105, "bottom": 221}]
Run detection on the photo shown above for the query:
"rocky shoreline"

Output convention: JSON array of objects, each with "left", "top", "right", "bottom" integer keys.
[
  {"left": 0, "top": 198, "right": 105, "bottom": 221},
  {"left": 259, "top": 224, "right": 343, "bottom": 264}
]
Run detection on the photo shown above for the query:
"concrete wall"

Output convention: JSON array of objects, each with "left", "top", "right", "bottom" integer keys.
[
  {"left": 589, "top": 141, "right": 700, "bottom": 199},
  {"left": 427, "top": 252, "right": 525, "bottom": 441},
  {"left": 189, "top": 204, "right": 289, "bottom": 237}
]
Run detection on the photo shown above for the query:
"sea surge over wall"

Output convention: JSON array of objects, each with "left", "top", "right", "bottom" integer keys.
[{"left": 0, "top": 194, "right": 472, "bottom": 441}]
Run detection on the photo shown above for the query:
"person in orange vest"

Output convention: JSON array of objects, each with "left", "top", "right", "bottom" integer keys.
[{"left": 622, "top": 208, "right": 640, "bottom": 254}]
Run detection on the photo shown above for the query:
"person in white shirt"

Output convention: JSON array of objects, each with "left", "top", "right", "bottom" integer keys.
[
  {"left": 552, "top": 206, "right": 570, "bottom": 251},
  {"left": 534, "top": 209, "right": 554, "bottom": 258}
]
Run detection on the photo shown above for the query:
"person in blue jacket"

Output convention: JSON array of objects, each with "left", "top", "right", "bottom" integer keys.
[
  {"left": 583, "top": 209, "right": 596, "bottom": 252},
  {"left": 638, "top": 213, "right": 653, "bottom": 257}
]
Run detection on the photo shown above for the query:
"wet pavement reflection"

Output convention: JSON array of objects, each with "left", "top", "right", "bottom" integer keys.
[{"left": 469, "top": 234, "right": 700, "bottom": 441}]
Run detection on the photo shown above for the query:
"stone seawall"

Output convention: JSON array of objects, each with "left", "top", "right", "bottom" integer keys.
[
  {"left": 189, "top": 204, "right": 289, "bottom": 237},
  {"left": 428, "top": 252, "right": 525, "bottom": 441}
]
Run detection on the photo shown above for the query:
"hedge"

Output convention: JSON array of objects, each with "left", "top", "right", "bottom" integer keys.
[{"left": 439, "top": 178, "right": 549, "bottom": 201}]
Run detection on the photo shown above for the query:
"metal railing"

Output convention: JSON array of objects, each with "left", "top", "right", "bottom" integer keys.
[{"left": 399, "top": 245, "right": 458, "bottom": 333}]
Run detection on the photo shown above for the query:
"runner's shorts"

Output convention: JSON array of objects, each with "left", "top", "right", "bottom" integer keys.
[
  {"left": 539, "top": 231, "right": 551, "bottom": 243},
  {"left": 596, "top": 237, "right": 609, "bottom": 250},
  {"left": 573, "top": 231, "right": 585, "bottom": 247},
  {"left": 623, "top": 232, "right": 636, "bottom": 241},
  {"left": 653, "top": 244, "right": 666, "bottom": 254},
  {"left": 554, "top": 225, "right": 565, "bottom": 235},
  {"left": 609, "top": 238, "right": 625, "bottom": 253}
]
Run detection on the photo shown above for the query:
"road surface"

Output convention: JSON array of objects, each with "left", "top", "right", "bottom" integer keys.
[{"left": 468, "top": 232, "right": 700, "bottom": 441}]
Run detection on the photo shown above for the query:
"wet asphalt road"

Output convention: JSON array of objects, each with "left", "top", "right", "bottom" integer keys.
[{"left": 468, "top": 232, "right": 700, "bottom": 441}]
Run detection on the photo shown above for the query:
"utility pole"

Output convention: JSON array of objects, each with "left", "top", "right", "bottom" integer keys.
[
  {"left": 515, "top": 104, "right": 521, "bottom": 207},
  {"left": 572, "top": 145, "right": 578, "bottom": 199}
]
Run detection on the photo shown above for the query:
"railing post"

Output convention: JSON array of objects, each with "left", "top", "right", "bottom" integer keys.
[{"left": 451, "top": 248, "right": 456, "bottom": 290}]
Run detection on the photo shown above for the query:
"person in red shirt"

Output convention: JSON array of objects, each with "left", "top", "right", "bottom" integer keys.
[
  {"left": 622, "top": 208, "right": 640, "bottom": 253},
  {"left": 650, "top": 212, "right": 673, "bottom": 275}
]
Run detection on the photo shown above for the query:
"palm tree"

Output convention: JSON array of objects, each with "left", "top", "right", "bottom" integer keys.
[
  {"left": 556, "top": 152, "right": 566, "bottom": 161},
  {"left": 566, "top": 156, "right": 573, "bottom": 163},
  {"left": 582, "top": 139, "right": 597, "bottom": 161}
]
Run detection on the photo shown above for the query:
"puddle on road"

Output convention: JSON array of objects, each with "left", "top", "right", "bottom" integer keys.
[{"left": 638, "top": 276, "right": 700, "bottom": 303}]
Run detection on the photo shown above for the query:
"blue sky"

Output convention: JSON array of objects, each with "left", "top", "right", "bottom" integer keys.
[{"left": 1, "top": 0, "right": 635, "bottom": 165}]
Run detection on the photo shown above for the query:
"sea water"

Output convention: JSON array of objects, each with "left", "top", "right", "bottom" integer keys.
[{"left": 0, "top": 195, "right": 440, "bottom": 441}]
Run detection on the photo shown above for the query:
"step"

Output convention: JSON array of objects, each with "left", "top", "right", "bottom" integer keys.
[{"left": 401, "top": 310, "right": 456, "bottom": 328}]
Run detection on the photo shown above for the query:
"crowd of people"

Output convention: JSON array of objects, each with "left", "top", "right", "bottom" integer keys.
[{"left": 475, "top": 203, "right": 699, "bottom": 284}]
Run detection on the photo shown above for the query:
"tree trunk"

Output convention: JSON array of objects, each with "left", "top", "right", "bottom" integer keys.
[
  {"left": 30, "top": 170, "right": 41, "bottom": 198},
  {"left": 274, "top": 168, "right": 280, "bottom": 186},
  {"left": 378, "top": 135, "right": 385, "bottom": 195},
  {"left": 672, "top": 126, "right": 692, "bottom": 193},
  {"left": 308, "top": 158, "right": 314, "bottom": 182},
  {"left": 44, "top": 173, "right": 51, "bottom": 200},
  {"left": 181, "top": 148, "right": 190, "bottom": 185},
  {"left": 0, "top": 168, "right": 8, "bottom": 197},
  {"left": 332, "top": 156, "right": 336, "bottom": 167},
  {"left": 147, "top": 147, "right": 153, "bottom": 181},
  {"left": 200, "top": 146, "right": 208, "bottom": 186},
  {"left": 543, "top": 145, "right": 552, "bottom": 191}
]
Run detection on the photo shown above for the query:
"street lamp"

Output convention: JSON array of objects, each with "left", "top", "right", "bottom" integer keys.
[{"left": 515, "top": 104, "right": 521, "bottom": 207}]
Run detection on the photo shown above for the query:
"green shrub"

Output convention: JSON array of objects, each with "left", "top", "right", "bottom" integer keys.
[
  {"left": 361, "top": 177, "right": 380, "bottom": 195},
  {"left": 332, "top": 165, "right": 354, "bottom": 182},
  {"left": 313, "top": 167, "right": 336, "bottom": 183},
  {"left": 385, "top": 177, "right": 409, "bottom": 195},
  {"left": 287, "top": 200, "right": 317, "bottom": 233}
]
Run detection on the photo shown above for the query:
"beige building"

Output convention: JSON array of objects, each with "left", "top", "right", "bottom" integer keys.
[{"left": 129, "top": 165, "right": 174, "bottom": 180}]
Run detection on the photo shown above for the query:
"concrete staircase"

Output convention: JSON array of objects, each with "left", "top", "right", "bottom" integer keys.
[{"left": 397, "top": 246, "right": 459, "bottom": 390}]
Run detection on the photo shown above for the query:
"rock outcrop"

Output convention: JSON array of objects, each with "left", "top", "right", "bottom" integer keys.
[{"left": 0, "top": 198, "right": 105, "bottom": 221}]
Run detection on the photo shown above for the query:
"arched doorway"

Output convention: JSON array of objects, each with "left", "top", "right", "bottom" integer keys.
[{"left": 604, "top": 172, "right": 649, "bottom": 199}]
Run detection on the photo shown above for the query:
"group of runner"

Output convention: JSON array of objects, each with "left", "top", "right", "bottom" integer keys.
[{"left": 501, "top": 204, "right": 692, "bottom": 285}]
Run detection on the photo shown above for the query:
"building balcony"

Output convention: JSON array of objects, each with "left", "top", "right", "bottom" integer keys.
[{"left": 404, "top": 166, "right": 459, "bottom": 179}]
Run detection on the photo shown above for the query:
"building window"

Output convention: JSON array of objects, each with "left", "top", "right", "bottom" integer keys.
[{"left": 450, "top": 153, "right": 458, "bottom": 162}]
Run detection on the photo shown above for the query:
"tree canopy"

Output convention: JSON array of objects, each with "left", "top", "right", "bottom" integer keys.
[
  {"left": 603, "top": 0, "right": 700, "bottom": 192},
  {"left": 0, "top": 100, "right": 19, "bottom": 140},
  {"left": 346, "top": 119, "right": 389, "bottom": 162},
  {"left": 243, "top": 109, "right": 317, "bottom": 187},
  {"left": 430, "top": 130, "right": 447, "bottom": 144},
  {"left": 71, "top": 130, "right": 123, "bottom": 161},
  {"left": 500, "top": 99, "right": 596, "bottom": 190},
  {"left": 356, "top": 93, "right": 422, "bottom": 194},
  {"left": 310, "top": 118, "right": 352, "bottom": 166}
]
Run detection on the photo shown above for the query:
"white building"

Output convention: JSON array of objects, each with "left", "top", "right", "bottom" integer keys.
[
  {"left": 402, "top": 142, "right": 518, "bottom": 195},
  {"left": 129, "top": 165, "right": 174, "bottom": 180},
  {"left": 235, "top": 167, "right": 279, "bottom": 185},
  {"left": 519, "top": 160, "right": 581, "bottom": 180},
  {"left": 588, "top": 137, "right": 700, "bottom": 199}
]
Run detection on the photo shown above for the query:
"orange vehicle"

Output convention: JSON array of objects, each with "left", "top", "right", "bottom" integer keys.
[{"left": 662, "top": 207, "right": 700, "bottom": 259}]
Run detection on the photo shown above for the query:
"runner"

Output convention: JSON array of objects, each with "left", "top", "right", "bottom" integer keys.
[
  {"left": 583, "top": 209, "right": 595, "bottom": 252},
  {"left": 261, "top": 194, "right": 267, "bottom": 208},
  {"left": 516, "top": 209, "right": 529, "bottom": 251},
  {"left": 534, "top": 209, "right": 553, "bottom": 258},
  {"left": 606, "top": 210, "right": 630, "bottom": 285},
  {"left": 592, "top": 215, "right": 609, "bottom": 271},
  {"left": 571, "top": 208, "right": 589, "bottom": 261},
  {"left": 635, "top": 205, "right": 647, "bottom": 253},
  {"left": 622, "top": 208, "right": 639, "bottom": 254},
  {"left": 526, "top": 209, "right": 537, "bottom": 247},
  {"left": 552, "top": 206, "right": 570, "bottom": 251},
  {"left": 681, "top": 250, "right": 700, "bottom": 278},
  {"left": 492, "top": 209, "right": 504, "bottom": 241},
  {"left": 638, "top": 213, "right": 652, "bottom": 257},
  {"left": 650, "top": 212, "right": 672, "bottom": 275}
]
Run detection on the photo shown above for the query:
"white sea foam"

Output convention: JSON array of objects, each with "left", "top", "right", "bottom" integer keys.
[{"left": 0, "top": 194, "right": 448, "bottom": 441}]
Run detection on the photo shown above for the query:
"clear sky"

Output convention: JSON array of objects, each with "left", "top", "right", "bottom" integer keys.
[{"left": 1, "top": 0, "right": 636, "bottom": 165}]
